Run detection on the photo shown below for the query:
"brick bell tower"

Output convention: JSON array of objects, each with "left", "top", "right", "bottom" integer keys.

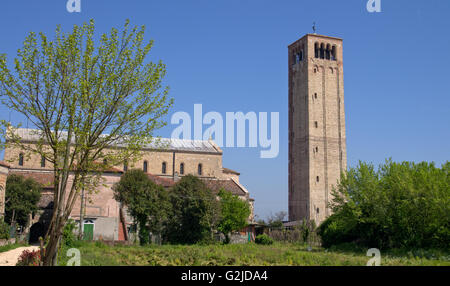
[{"left": 288, "top": 34, "right": 347, "bottom": 224}]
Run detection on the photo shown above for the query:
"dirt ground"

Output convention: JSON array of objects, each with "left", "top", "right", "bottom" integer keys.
[{"left": 0, "top": 246, "right": 40, "bottom": 266}]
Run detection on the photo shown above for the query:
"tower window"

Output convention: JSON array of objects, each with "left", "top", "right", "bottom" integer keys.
[
  {"left": 162, "top": 162, "right": 167, "bottom": 174},
  {"left": 326, "top": 44, "right": 331, "bottom": 60},
  {"left": 315, "top": 147, "right": 319, "bottom": 153},
  {"left": 198, "top": 164, "right": 203, "bottom": 176},
  {"left": 180, "top": 163, "right": 185, "bottom": 175},
  {"left": 320, "top": 43, "right": 325, "bottom": 59},
  {"left": 331, "top": 46, "right": 337, "bottom": 61},
  {"left": 316, "top": 207, "right": 320, "bottom": 214},
  {"left": 143, "top": 160, "right": 148, "bottom": 173},
  {"left": 316, "top": 176, "right": 320, "bottom": 182},
  {"left": 19, "top": 153, "right": 24, "bottom": 166},
  {"left": 41, "top": 156, "right": 46, "bottom": 168},
  {"left": 314, "top": 42, "right": 319, "bottom": 58},
  {"left": 314, "top": 93, "right": 318, "bottom": 99},
  {"left": 314, "top": 121, "right": 318, "bottom": 128}
]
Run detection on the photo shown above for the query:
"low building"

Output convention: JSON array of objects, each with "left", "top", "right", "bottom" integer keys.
[{"left": 3, "top": 128, "right": 255, "bottom": 242}]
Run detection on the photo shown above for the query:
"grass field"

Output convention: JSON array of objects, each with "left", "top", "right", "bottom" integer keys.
[
  {"left": 0, "top": 243, "right": 28, "bottom": 253},
  {"left": 57, "top": 242, "right": 450, "bottom": 266}
]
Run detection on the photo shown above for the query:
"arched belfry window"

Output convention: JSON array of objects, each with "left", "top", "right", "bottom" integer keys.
[
  {"left": 19, "top": 153, "right": 24, "bottom": 166},
  {"left": 331, "top": 46, "right": 337, "bottom": 61},
  {"left": 198, "top": 164, "right": 203, "bottom": 176},
  {"left": 326, "top": 44, "right": 331, "bottom": 60},
  {"left": 162, "top": 162, "right": 167, "bottom": 174},
  {"left": 143, "top": 160, "right": 148, "bottom": 173},
  {"left": 314, "top": 42, "right": 319, "bottom": 58},
  {"left": 180, "top": 163, "right": 185, "bottom": 175},
  {"left": 320, "top": 43, "right": 325, "bottom": 59}
]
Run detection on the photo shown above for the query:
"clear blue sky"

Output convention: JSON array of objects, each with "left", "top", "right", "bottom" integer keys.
[{"left": 0, "top": 0, "right": 449, "bottom": 220}]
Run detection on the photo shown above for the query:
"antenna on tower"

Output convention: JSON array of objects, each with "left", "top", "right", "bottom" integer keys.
[{"left": 312, "top": 22, "right": 317, "bottom": 34}]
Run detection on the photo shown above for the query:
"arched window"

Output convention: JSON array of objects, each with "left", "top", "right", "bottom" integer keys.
[
  {"left": 314, "top": 42, "right": 319, "bottom": 58},
  {"left": 331, "top": 46, "right": 337, "bottom": 61},
  {"left": 19, "top": 153, "right": 24, "bottom": 166},
  {"left": 143, "top": 161, "right": 148, "bottom": 173},
  {"left": 198, "top": 164, "right": 203, "bottom": 176},
  {"left": 326, "top": 44, "right": 331, "bottom": 60},
  {"left": 162, "top": 162, "right": 167, "bottom": 174},
  {"left": 41, "top": 155, "right": 46, "bottom": 168},
  {"left": 180, "top": 163, "right": 185, "bottom": 175},
  {"left": 123, "top": 160, "right": 128, "bottom": 172},
  {"left": 320, "top": 43, "right": 325, "bottom": 59}
]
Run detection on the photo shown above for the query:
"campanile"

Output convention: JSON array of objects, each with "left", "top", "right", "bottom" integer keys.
[{"left": 288, "top": 34, "right": 347, "bottom": 224}]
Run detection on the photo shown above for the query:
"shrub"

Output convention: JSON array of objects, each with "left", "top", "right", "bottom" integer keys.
[
  {"left": 318, "top": 160, "right": 450, "bottom": 250},
  {"left": 62, "top": 219, "right": 78, "bottom": 247},
  {"left": 16, "top": 249, "right": 42, "bottom": 266},
  {"left": 255, "top": 234, "right": 274, "bottom": 245},
  {"left": 0, "top": 220, "right": 9, "bottom": 240}
]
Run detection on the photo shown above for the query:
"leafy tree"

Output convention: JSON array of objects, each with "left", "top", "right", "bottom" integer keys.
[
  {"left": 318, "top": 159, "right": 450, "bottom": 250},
  {"left": 113, "top": 169, "right": 171, "bottom": 245},
  {"left": 0, "top": 20, "right": 172, "bottom": 265},
  {"left": 4, "top": 174, "right": 41, "bottom": 229},
  {"left": 217, "top": 189, "right": 250, "bottom": 244},
  {"left": 165, "top": 175, "right": 220, "bottom": 244},
  {"left": 266, "top": 211, "right": 287, "bottom": 228}
]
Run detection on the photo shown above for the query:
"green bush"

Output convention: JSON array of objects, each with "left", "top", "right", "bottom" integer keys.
[
  {"left": 62, "top": 219, "right": 78, "bottom": 247},
  {"left": 255, "top": 234, "right": 274, "bottom": 245},
  {"left": 318, "top": 160, "right": 450, "bottom": 250},
  {"left": 0, "top": 220, "right": 9, "bottom": 240}
]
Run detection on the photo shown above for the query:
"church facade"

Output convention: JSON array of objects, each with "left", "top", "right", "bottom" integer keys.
[{"left": 2, "top": 128, "right": 255, "bottom": 241}]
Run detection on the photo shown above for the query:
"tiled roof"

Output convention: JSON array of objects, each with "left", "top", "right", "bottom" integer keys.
[
  {"left": 202, "top": 179, "right": 247, "bottom": 197},
  {"left": 8, "top": 128, "right": 222, "bottom": 154},
  {"left": 0, "top": 161, "right": 10, "bottom": 168},
  {"left": 147, "top": 173, "right": 175, "bottom": 188},
  {"left": 9, "top": 170, "right": 54, "bottom": 189}
]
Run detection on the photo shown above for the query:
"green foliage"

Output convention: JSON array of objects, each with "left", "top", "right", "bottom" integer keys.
[
  {"left": 4, "top": 174, "right": 41, "bottom": 228},
  {"left": 0, "top": 219, "right": 10, "bottom": 240},
  {"left": 318, "top": 159, "right": 450, "bottom": 250},
  {"left": 56, "top": 241, "right": 450, "bottom": 266},
  {"left": 217, "top": 189, "right": 250, "bottom": 244},
  {"left": 62, "top": 219, "right": 78, "bottom": 247},
  {"left": 165, "top": 175, "right": 220, "bottom": 244},
  {"left": 113, "top": 169, "right": 171, "bottom": 245},
  {"left": 255, "top": 234, "right": 274, "bottom": 245},
  {"left": 0, "top": 19, "right": 173, "bottom": 265}
]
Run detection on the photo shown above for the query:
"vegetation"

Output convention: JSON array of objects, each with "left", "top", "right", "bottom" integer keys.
[
  {"left": 0, "top": 220, "right": 9, "bottom": 240},
  {"left": 113, "top": 169, "right": 171, "bottom": 245},
  {"left": 255, "top": 234, "right": 274, "bottom": 245},
  {"left": 0, "top": 19, "right": 173, "bottom": 265},
  {"left": 0, "top": 243, "right": 28, "bottom": 253},
  {"left": 318, "top": 160, "right": 450, "bottom": 250},
  {"left": 57, "top": 241, "right": 450, "bottom": 266},
  {"left": 165, "top": 175, "right": 220, "bottom": 244},
  {"left": 62, "top": 219, "right": 77, "bottom": 247},
  {"left": 4, "top": 174, "right": 41, "bottom": 229},
  {"left": 217, "top": 189, "right": 250, "bottom": 244},
  {"left": 16, "top": 249, "right": 42, "bottom": 266}
]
